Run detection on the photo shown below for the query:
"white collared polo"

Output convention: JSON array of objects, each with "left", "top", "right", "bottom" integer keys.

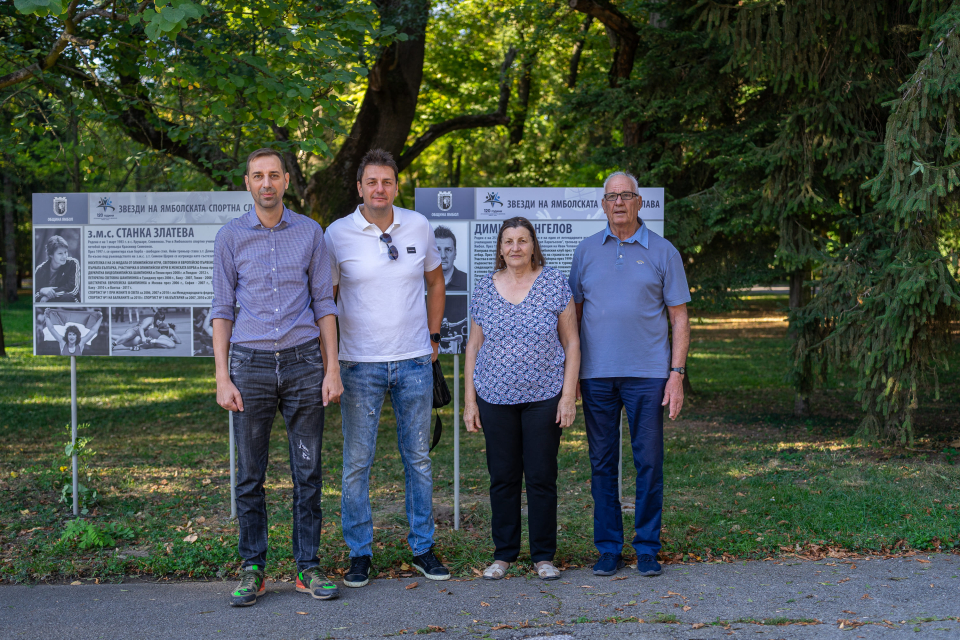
[{"left": 325, "top": 206, "right": 441, "bottom": 362}]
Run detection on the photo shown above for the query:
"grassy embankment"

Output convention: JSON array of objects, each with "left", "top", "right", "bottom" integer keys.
[{"left": 1, "top": 293, "right": 958, "bottom": 583}]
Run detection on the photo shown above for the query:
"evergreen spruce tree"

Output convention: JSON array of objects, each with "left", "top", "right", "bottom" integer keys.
[{"left": 792, "top": 2, "right": 960, "bottom": 443}]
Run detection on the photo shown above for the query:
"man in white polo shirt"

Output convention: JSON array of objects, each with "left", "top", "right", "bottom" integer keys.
[{"left": 325, "top": 148, "right": 449, "bottom": 587}]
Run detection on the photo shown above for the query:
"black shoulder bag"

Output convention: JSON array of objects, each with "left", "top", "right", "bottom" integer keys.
[{"left": 431, "top": 358, "right": 451, "bottom": 451}]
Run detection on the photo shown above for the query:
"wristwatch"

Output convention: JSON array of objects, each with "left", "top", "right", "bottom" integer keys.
[
  {"left": 670, "top": 367, "right": 686, "bottom": 376},
  {"left": 430, "top": 333, "right": 442, "bottom": 344}
]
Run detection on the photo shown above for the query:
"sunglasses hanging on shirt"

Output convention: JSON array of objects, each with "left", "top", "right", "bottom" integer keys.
[{"left": 379, "top": 233, "right": 399, "bottom": 260}]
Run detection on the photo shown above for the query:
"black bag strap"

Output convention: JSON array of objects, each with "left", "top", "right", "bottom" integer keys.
[{"left": 430, "top": 409, "right": 442, "bottom": 452}]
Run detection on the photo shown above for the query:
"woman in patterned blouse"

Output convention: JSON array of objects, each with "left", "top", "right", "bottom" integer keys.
[{"left": 463, "top": 217, "right": 581, "bottom": 581}]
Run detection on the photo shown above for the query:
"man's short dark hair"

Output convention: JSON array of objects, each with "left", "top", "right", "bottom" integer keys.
[
  {"left": 45, "top": 235, "right": 69, "bottom": 258},
  {"left": 245, "top": 148, "right": 286, "bottom": 176},
  {"left": 357, "top": 148, "right": 399, "bottom": 182},
  {"left": 433, "top": 225, "right": 456, "bottom": 249}
]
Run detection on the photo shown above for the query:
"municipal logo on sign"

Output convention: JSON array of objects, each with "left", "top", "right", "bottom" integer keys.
[
  {"left": 438, "top": 191, "right": 452, "bottom": 211},
  {"left": 53, "top": 197, "right": 67, "bottom": 216}
]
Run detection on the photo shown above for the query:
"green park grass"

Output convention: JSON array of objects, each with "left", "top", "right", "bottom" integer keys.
[{"left": 1, "top": 294, "right": 958, "bottom": 584}]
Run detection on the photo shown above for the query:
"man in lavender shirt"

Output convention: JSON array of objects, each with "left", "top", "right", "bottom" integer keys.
[{"left": 211, "top": 149, "right": 342, "bottom": 607}]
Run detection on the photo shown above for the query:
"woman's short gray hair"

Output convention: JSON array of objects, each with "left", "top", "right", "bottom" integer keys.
[{"left": 603, "top": 170, "right": 639, "bottom": 193}]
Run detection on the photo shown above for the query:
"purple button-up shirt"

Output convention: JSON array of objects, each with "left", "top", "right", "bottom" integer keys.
[{"left": 210, "top": 207, "right": 337, "bottom": 350}]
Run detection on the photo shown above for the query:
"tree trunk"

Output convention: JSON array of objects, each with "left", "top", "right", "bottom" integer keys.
[
  {"left": 305, "top": 0, "right": 430, "bottom": 223},
  {"left": 682, "top": 369, "right": 694, "bottom": 396},
  {"left": 0, "top": 308, "right": 6, "bottom": 358},
  {"left": 2, "top": 170, "right": 16, "bottom": 303},
  {"left": 568, "top": 16, "right": 593, "bottom": 88},
  {"left": 789, "top": 268, "right": 808, "bottom": 309}
]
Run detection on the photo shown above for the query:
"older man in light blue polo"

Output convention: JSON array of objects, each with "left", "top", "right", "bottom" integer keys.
[{"left": 569, "top": 170, "right": 690, "bottom": 578}]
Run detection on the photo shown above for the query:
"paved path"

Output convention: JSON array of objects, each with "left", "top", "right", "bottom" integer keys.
[{"left": 3, "top": 556, "right": 959, "bottom": 639}]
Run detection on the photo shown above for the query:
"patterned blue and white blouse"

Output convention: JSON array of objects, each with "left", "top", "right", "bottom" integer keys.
[{"left": 471, "top": 266, "right": 573, "bottom": 405}]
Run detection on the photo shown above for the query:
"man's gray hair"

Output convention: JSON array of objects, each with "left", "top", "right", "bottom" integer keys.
[{"left": 603, "top": 170, "right": 639, "bottom": 192}]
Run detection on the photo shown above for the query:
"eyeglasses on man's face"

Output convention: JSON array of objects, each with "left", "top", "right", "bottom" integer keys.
[
  {"left": 379, "top": 232, "right": 399, "bottom": 260},
  {"left": 602, "top": 191, "right": 639, "bottom": 202}
]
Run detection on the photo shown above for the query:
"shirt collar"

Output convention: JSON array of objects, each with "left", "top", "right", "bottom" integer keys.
[
  {"left": 602, "top": 219, "right": 648, "bottom": 248},
  {"left": 351, "top": 205, "right": 402, "bottom": 232},
  {"left": 245, "top": 206, "right": 292, "bottom": 230}
]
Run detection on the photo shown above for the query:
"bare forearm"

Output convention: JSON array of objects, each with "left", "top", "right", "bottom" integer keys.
[
  {"left": 212, "top": 319, "right": 234, "bottom": 382},
  {"left": 317, "top": 314, "right": 339, "bottom": 373},
  {"left": 426, "top": 281, "right": 445, "bottom": 334},
  {"left": 670, "top": 308, "right": 690, "bottom": 368}
]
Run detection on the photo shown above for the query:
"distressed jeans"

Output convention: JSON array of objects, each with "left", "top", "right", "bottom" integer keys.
[
  {"left": 230, "top": 340, "right": 326, "bottom": 572},
  {"left": 340, "top": 355, "right": 435, "bottom": 558}
]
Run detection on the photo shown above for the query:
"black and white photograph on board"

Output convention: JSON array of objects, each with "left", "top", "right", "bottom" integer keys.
[
  {"left": 110, "top": 307, "right": 191, "bottom": 356},
  {"left": 35, "top": 307, "right": 109, "bottom": 356},
  {"left": 432, "top": 223, "right": 469, "bottom": 292},
  {"left": 192, "top": 307, "right": 215, "bottom": 356},
  {"left": 438, "top": 294, "right": 468, "bottom": 355},
  {"left": 34, "top": 228, "right": 82, "bottom": 303}
]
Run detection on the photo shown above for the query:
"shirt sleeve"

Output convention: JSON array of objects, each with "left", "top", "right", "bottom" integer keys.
[
  {"left": 568, "top": 244, "right": 584, "bottom": 303},
  {"left": 324, "top": 228, "right": 340, "bottom": 287},
  {"left": 309, "top": 225, "right": 338, "bottom": 321},
  {"left": 423, "top": 221, "right": 442, "bottom": 272},
  {"left": 209, "top": 226, "right": 238, "bottom": 321},
  {"left": 663, "top": 249, "right": 692, "bottom": 307},
  {"left": 469, "top": 279, "right": 484, "bottom": 329},
  {"left": 62, "top": 259, "right": 81, "bottom": 300},
  {"left": 557, "top": 269, "right": 572, "bottom": 314}
]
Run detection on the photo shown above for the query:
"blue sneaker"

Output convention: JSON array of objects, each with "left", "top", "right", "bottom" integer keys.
[
  {"left": 592, "top": 553, "right": 624, "bottom": 576},
  {"left": 637, "top": 554, "right": 663, "bottom": 577}
]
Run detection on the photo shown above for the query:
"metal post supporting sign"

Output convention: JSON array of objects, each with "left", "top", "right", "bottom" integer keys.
[
  {"left": 71, "top": 356, "right": 79, "bottom": 517},
  {"left": 453, "top": 354, "right": 460, "bottom": 531},
  {"left": 229, "top": 411, "right": 237, "bottom": 519}
]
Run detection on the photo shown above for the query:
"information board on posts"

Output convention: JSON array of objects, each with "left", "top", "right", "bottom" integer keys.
[
  {"left": 32, "top": 191, "right": 253, "bottom": 358},
  {"left": 415, "top": 186, "right": 666, "bottom": 354}
]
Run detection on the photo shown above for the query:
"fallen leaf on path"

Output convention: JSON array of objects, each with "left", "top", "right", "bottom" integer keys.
[
  {"left": 682, "top": 606, "right": 692, "bottom": 612},
  {"left": 918, "top": 559, "right": 931, "bottom": 563},
  {"left": 405, "top": 582, "right": 418, "bottom": 590},
  {"left": 70, "top": 581, "right": 82, "bottom": 586},
  {"left": 668, "top": 591, "right": 681, "bottom": 595},
  {"left": 480, "top": 601, "right": 490, "bottom": 607},
  {"left": 296, "top": 612, "right": 308, "bottom": 615},
  {"left": 579, "top": 585, "right": 593, "bottom": 588},
  {"left": 692, "top": 622, "right": 706, "bottom": 629},
  {"left": 400, "top": 563, "right": 412, "bottom": 570},
  {"left": 862, "top": 594, "right": 872, "bottom": 599},
  {"left": 842, "top": 610, "right": 856, "bottom": 614},
  {"left": 183, "top": 533, "right": 198, "bottom": 543},
  {"left": 471, "top": 567, "right": 482, "bottom": 576},
  {"left": 427, "top": 625, "right": 445, "bottom": 632},
  {"left": 491, "top": 625, "right": 512, "bottom": 630},
  {"left": 611, "top": 576, "right": 627, "bottom": 581}
]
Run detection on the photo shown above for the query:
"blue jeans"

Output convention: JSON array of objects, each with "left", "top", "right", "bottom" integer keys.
[
  {"left": 230, "top": 341, "right": 326, "bottom": 572},
  {"left": 340, "top": 356, "right": 435, "bottom": 558},
  {"left": 581, "top": 377, "right": 667, "bottom": 558}
]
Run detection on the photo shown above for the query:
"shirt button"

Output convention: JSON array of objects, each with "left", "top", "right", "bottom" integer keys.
[
  {"left": 271, "top": 248, "right": 274, "bottom": 251},
  {"left": 276, "top": 308, "right": 279, "bottom": 311},
  {"left": 619, "top": 242, "right": 623, "bottom": 246},
  {"left": 272, "top": 268, "right": 275, "bottom": 271},
  {"left": 619, "top": 255, "right": 623, "bottom": 258},
  {"left": 274, "top": 288, "right": 277, "bottom": 291},
  {"left": 275, "top": 352, "right": 279, "bottom": 356}
]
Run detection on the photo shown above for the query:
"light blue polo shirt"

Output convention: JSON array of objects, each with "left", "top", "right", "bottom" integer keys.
[{"left": 569, "top": 221, "right": 691, "bottom": 379}]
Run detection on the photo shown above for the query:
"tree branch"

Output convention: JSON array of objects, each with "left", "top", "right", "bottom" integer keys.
[
  {"left": 568, "top": 0, "right": 638, "bottom": 86},
  {"left": 397, "top": 46, "right": 517, "bottom": 171},
  {"left": 568, "top": 15, "right": 593, "bottom": 88},
  {"left": 0, "top": 0, "right": 146, "bottom": 90}
]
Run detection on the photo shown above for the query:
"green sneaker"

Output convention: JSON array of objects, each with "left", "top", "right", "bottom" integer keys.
[
  {"left": 229, "top": 566, "right": 265, "bottom": 607},
  {"left": 296, "top": 567, "right": 340, "bottom": 600}
]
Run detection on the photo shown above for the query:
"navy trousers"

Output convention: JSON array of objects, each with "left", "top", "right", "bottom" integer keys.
[{"left": 580, "top": 377, "right": 667, "bottom": 558}]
